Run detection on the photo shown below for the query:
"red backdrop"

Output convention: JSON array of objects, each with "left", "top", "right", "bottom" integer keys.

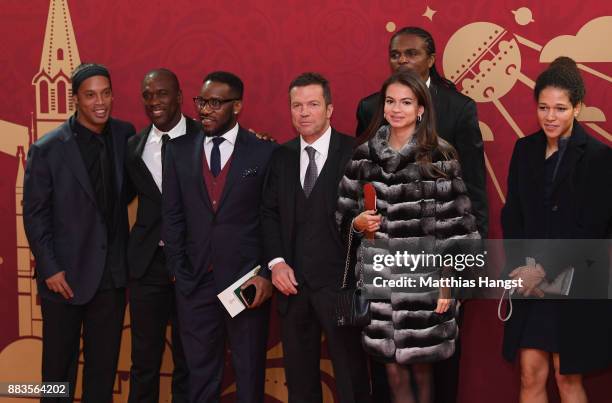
[{"left": 1, "top": 1, "right": 611, "bottom": 402}]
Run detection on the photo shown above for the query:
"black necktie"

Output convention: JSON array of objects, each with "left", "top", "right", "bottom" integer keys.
[
  {"left": 303, "top": 146, "right": 318, "bottom": 197},
  {"left": 211, "top": 137, "right": 225, "bottom": 177},
  {"left": 161, "top": 133, "right": 170, "bottom": 173}
]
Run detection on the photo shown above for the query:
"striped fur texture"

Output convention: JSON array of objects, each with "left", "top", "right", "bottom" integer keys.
[{"left": 336, "top": 126, "right": 480, "bottom": 364}]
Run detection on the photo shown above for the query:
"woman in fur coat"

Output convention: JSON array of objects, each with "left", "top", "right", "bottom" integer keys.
[{"left": 336, "top": 70, "right": 480, "bottom": 403}]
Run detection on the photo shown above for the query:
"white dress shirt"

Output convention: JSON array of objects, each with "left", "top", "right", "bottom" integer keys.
[
  {"left": 142, "top": 115, "right": 187, "bottom": 192},
  {"left": 299, "top": 125, "right": 332, "bottom": 187},
  {"left": 268, "top": 125, "right": 332, "bottom": 271},
  {"left": 203, "top": 123, "right": 239, "bottom": 169}
]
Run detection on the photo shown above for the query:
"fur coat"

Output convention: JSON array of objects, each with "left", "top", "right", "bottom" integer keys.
[{"left": 336, "top": 126, "right": 480, "bottom": 365}]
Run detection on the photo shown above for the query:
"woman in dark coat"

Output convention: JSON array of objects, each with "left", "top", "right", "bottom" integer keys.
[
  {"left": 336, "top": 70, "right": 480, "bottom": 403},
  {"left": 501, "top": 57, "right": 612, "bottom": 403}
]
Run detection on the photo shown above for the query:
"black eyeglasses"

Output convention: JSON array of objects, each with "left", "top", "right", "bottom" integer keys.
[{"left": 192, "top": 97, "right": 239, "bottom": 110}]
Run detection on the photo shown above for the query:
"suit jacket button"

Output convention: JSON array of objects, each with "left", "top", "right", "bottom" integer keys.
[{"left": 552, "top": 205, "right": 558, "bottom": 211}]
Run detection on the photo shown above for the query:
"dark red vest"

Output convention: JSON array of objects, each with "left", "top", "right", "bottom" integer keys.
[{"left": 202, "top": 154, "right": 233, "bottom": 213}]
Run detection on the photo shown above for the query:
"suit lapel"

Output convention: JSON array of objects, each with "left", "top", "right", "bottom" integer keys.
[
  {"left": 429, "top": 83, "right": 442, "bottom": 115},
  {"left": 110, "top": 119, "right": 126, "bottom": 197},
  {"left": 321, "top": 130, "right": 343, "bottom": 214},
  {"left": 285, "top": 138, "right": 300, "bottom": 239},
  {"left": 185, "top": 117, "right": 202, "bottom": 136},
  {"left": 191, "top": 132, "right": 213, "bottom": 211},
  {"left": 218, "top": 129, "right": 249, "bottom": 210},
  {"left": 135, "top": 127, "right": 150, "bottom": 156},
  {"left": 59, "top": 122, "right": 98, "bottom": 206},
  {"left": 550, "top": 121, "right": 586, "bottom": 197},
  {"left": 528, "top": 132, "right": 547, "bottom": 213},
  {"left": 134, "top": 127, "right": 162, "bottom": 199}
]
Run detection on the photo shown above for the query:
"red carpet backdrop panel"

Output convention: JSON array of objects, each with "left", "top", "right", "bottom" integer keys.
[{"left": 0, "top": 0, "right": 610, "bottom": 402}]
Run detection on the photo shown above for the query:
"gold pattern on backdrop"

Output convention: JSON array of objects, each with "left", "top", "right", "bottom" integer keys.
[
  {"left": 0, "top": 1, "right": 610, "bottom": 401},
  {"left": 0, "top": 1, "right": 83, "bottom": 401},
  {"left": 437, "top": 10, "right": 611, "bottom": 201},
  {"left": 478, "top": 121, "right": 506, "bottom": 204},
  {"left": 0, "top": 1, "right": 333, "bottom": 401},
  {"left": 511, "top": 7, "right": 535, "bottom": 26},
  {"left": 422, "top": 6, "right": 437, "bottom": 22}
]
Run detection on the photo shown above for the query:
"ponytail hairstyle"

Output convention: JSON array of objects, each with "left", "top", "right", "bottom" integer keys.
[{"left": 534, "top": 56, "right": 585, "bottom": 106}]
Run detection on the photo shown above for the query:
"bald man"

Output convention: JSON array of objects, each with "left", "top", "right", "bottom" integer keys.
[{"left": 125, "top": 69, "right": 198, "bottom": 403}]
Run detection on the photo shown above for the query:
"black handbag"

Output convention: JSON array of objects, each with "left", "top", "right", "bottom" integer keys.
[{"left": 335, "top": 225, "right": 371, "bottom": 327}]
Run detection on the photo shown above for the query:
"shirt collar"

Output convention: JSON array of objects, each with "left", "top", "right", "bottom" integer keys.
[
  {"left": 204, "top": 122, "right": 239, "bottom": 146},
  {"left": 73, "top": 113, "right": 108, "bottom": 139},
  {"left": 148, "top": 115, "right": 187, "bottom": 144},
  {"left": 300, "top": 125, "right": 332, "bottom": 157}
]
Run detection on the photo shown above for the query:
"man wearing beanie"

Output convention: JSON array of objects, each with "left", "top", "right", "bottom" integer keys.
[{"left": 23, "top": 63, "right": 135, "bottom": 402}]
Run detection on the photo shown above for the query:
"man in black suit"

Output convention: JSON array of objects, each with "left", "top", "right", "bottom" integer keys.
[
  {"left": 23, "top": 63, "right": 135, "bottom": 402},
  {"left": 125, "top": 69, "right": 192, "bottom": 403},
  {"left": 355, "top": 26, "right": 488, "bottom": 237},
  {"left": 355, "top": 27, "right": 489, "bottom": 403},
  {"left": 261, "top": 72, "right": 370, "bottom": 403},
  {"left": 162, "top": 71, "right": 276, "bottom": 403}
]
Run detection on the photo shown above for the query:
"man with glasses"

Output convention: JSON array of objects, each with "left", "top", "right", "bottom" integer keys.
[{"left": 162, "top": 71, "right": 276, "bottom": 403}]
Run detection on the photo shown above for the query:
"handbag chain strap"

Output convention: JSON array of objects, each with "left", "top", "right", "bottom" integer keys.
[
  {"left": 341, "top": 220, "right": 366, "bottom": 290},
  {"left": 340, "top": 224, "right": 354, "bottom": 289}
]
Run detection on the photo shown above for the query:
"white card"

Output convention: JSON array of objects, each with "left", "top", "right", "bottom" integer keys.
[{"left": 217, "top": 265, "right": 261, "bottom": 318}]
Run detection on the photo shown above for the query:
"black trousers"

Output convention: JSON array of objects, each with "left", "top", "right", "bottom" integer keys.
[
  {"left": 280, "top": 284, "right": 371, "bottom": 403},
  {"left": 40, "top": 287, "right": 126, "bottom": 403},
  {"left": 128, "top": 249, "right": 189, "bottom": 403},
  {"left": 175, "top": 272, "right": 270, "bottom": 403}
]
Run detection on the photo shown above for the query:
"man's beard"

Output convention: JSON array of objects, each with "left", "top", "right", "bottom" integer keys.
[{"left": 202, "top": 118, "right": 235, "bottom": 137}]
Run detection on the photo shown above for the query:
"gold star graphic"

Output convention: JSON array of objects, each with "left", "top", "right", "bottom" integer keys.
[{"left": 423, "top": 6, "right": 437, "bottom": 21}]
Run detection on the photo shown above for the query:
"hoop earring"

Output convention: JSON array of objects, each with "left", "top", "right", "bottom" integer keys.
[{"left": 417, "top": 114, "right": 422, "bottom": 123}]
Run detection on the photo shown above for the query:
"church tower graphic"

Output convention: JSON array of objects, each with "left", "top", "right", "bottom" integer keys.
[
  {"left": 0, "top": 0, "right": 83, "bottom": 399},
  {"left": 0, "top": 3, "right": 179, "bottom": 400},
  {"left": 0, "top": 1, "right": 334, "bottom": 401},
  {"left": 18, "top": 0, "right": 82, "bottom": 342},
  {"left": 32, "top": 0, "right": 81, "bottom": 141}
]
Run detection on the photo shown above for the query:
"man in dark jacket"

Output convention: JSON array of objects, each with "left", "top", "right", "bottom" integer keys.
[
  {"left": 262, "top": 72, "right": 371, "bottom": 403},
  {"left": 125, "top": 69, "right": 193, "bottom": 403},
  {"left": 23, "top": 63, "right": 134, "bottom": 402}
]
